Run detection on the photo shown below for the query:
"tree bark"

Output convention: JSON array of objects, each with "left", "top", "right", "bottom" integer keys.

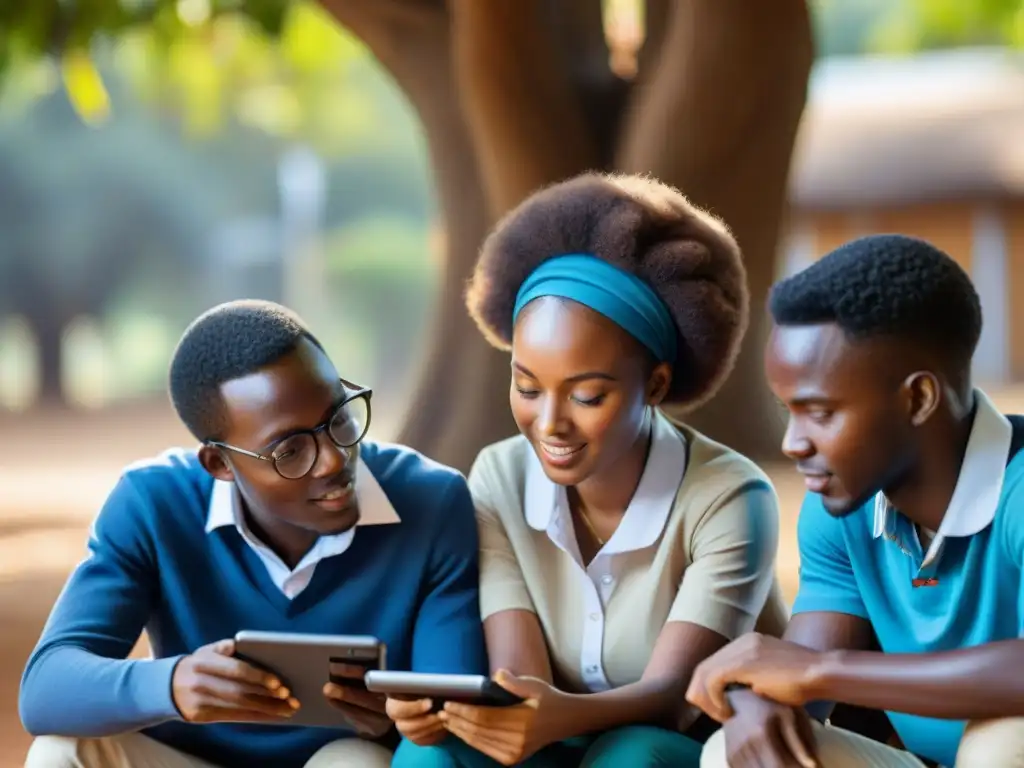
[{"left": 617, "top": 0, "right": 814, "bottom": 457}]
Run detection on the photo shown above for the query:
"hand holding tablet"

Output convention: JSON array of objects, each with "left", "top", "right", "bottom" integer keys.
[
  {"left": 171, "top": 639, "right": 300, "bottom": 724},
  {"left": 231, "top": 630, "right": 388, "bottom": 729},
  {"left": 321, "top": 660, "right": 392, "bottom": 737}
]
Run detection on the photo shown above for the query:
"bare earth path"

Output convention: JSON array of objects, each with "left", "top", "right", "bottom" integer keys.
[{"left": 2, "top": 389, "right": 1021, "bottom": 766}]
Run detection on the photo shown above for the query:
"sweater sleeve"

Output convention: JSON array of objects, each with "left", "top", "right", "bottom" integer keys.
[{"left": 19, "top": 473, "right": 184, "bottom": 737}]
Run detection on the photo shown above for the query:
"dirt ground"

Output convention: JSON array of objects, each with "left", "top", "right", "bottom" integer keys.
[{"left": 2, "top": 388, "right": 1021, "bottom": 766}]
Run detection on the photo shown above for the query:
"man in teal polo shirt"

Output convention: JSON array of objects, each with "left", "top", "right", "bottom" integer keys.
[{"left": 686, "top": 235, "right": 1024, "bottom": 767}]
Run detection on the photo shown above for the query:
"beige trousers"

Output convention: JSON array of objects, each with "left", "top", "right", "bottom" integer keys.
[
  {"left": 24, "top": 732, "right": 393, "bottom": 768},
  {"left": 701, "top": 717, "right": 1024, "bottom": 768}
]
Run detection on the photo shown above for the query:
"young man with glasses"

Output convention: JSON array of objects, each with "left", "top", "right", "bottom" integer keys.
[{"left": 20, "top": 300, "right": 487, "bottom": 768}]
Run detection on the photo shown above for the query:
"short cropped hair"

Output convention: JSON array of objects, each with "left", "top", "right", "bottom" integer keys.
[
  {"left": 169, "top": 299, "right": 324, "bottom": 440},
  {"left": 465, "top": 172, "right": 748, "bottom": 409},
  {"left": 769, "top": 233, "right": 982, "bottom": 374}
]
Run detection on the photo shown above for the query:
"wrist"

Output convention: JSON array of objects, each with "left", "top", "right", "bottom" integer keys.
[
  {"left": 804, "top": 649, "right": 843, "bottom": 703},
  {"left": 544, "top": 690, "right": 583, "bottom": 743}
]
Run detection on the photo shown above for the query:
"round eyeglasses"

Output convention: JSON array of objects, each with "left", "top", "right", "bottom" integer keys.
[{"left": 209, "top": 382, "right": 372, "bottom": 480}]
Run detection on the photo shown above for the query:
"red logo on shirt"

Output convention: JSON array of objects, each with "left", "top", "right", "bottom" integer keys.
[{"left": 912, "top": 577, "right": 939, "bottom": 588}]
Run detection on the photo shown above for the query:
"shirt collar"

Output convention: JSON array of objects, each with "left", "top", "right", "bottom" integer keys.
[
  {"left": 206, "top": 457, "right": 401, "bottom": 537},
  {"left": 873, "top": 388, "right": 1011, "bottom": 541},
  {"left": 524, "top": 409, "right": 688, "bottom": 554}
]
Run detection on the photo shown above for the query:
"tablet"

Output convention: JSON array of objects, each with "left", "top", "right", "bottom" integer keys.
[
  {"left": 233, "top": 630, "right": 386, "bottom": 728},
  {"left": 364, "top": 671, "right": 525, "bottom": 709}
]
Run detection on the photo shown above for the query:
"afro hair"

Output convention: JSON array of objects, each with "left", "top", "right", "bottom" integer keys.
[
  {"left": 465, "top": 172, "right": 748, "bottom": 409},
  {"left": 769, "top": 234, "right": 981, "bottom": 375},
  {"left": 168, "top": 299, "right": 324, "bottom": 441}
]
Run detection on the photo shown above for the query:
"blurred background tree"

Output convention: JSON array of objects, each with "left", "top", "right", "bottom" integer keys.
[{"left": 0, "top": 1, "right": 438, "bottom": 431}]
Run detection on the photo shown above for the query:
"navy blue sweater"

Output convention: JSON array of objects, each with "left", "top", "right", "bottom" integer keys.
[{"left": 20, "top": 442, "right": 487, "bottom": 767}]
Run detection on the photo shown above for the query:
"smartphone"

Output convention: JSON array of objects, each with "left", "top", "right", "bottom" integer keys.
[{"left": 364, "top": 671, "right": 525, "bottom": 709}]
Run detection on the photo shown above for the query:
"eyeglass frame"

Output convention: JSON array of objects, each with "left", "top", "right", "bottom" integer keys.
[{"left": 206, "top": 379, "right": 373, "bottom": 480}]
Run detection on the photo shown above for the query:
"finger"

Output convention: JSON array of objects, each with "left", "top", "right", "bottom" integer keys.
[
  {"left": 192, "top": 705, "right": 296, "bottom": 724},
  {"left": 684, "top": 676, "right": 710, "bottom": 713},
  {"left": 328, "top": 702, "right": 392, "bottom": 737},
  {"left": 195, "top": 653, "right": 282, "bottom": 690},
  {"left": 763, "top": 719, "right": 803, "bottom": 768},
  {"left": 442, "top": 701, "right": 490, "bottom": 724},
  {"left": 209, "top": 639, "right": 235, "bottom": 657},
  {"left": 439, "top": 711, "right": 522, "bottom": 747},
  {"left": 329, "top": 662, "right": 369, "bottom": 680},
  {"left": 324, "top": 682, "right": 387, "bottom": 713},
  {"left": 704, "top": 671, "right": 738, "bottom": 722},
  {"left": 398, "top": 714, "right": 445, "bottom": 740},
  {"left": 196, "top": 675, "right": 301, "bottom": 717},
  {"left": 196, "top": 673, "right": 293, "bottom": 703},
  {"left": 440, "top": 714, "right": 517, "bottom": 763},
  {"left": 783, "top": 711, "right": 818, "bottom": 768},
  {"left": 387, "top": 697, "right": 433, "bottom": 720},
  {"left": 443, "top": 700, "right": 528, "bottom": 726}
]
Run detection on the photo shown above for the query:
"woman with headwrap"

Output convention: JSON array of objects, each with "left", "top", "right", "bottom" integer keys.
[{"left": 391, "top": 173, "right": 788, "bottom": 767}]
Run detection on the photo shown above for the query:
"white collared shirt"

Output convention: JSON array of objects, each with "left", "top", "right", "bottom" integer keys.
[
  {"left": 470, "top": 410, "right": 787, "bottom": 695},
  {"left": 522, "top": 415, "right": 688, "bottom": 691},
  {"left": 205, "top": 459, "right": 400, "bottom": 599},
  {"left": 873, "top": 389, "right": 1012, "bottom": 568}
]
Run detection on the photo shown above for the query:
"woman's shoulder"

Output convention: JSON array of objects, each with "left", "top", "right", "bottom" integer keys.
[{"left": 661, "top": 412, "right": 774, "bottom": 495}]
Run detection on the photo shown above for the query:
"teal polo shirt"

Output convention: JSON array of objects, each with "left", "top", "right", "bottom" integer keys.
[{"left": 791, "top": 391, "right": 1024, "bottom": 766}]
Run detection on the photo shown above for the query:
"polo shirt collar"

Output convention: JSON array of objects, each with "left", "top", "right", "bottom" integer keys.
[
  {"left": 524, "top": 409, "right": 687, "bottom": 555},
  {"left": 206, "top": 457, "right": 400, "bottom": 542},
  {"left": 873, "top": 389, "right": 1011, "bottom": 547}
]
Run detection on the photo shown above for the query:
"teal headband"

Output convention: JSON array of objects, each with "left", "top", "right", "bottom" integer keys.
[{"left": 512, "top": 254, "right": 677, "bottom": 362}]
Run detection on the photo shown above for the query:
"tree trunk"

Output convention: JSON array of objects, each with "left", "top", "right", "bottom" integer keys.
[
  {"left": 27, "top": 309, "right": 66, "bottom": 407},
  {"left": 617, "top": 0, "right": 814, "bottom": 457},
  {"left": 323, "top": 0, "right": 814, "bottom": 470},
  {"left": 320, "top": 1, "right": 517, "bottom": 473}
]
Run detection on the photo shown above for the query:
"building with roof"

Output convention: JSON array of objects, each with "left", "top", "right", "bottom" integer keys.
[{"left": 783, "top": 47, "right": 1024, "bottom": 382}]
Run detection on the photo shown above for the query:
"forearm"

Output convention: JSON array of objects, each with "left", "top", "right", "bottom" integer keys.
[
  {"left": 483, "top": 609, "right": 554, "bottom": 683},
  {"left": 812, "top": 639, "right": 1024, "bottom": 720},
  {"left": 556, "top": 675, "right": 687, "bottom": 738},
  {"left": 20, "top": 645, "right": 183, "bottom": 736}
]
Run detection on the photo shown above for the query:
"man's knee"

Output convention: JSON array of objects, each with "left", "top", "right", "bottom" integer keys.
[
  {"left": 25, "top": 736, "right": 85, "bottom": 768},
  {"left": 305, "top": 737, "right": 394, "bottom": 768},
  {"left": 956, "top": 718, "right": 1024, "bottom": 768}
]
